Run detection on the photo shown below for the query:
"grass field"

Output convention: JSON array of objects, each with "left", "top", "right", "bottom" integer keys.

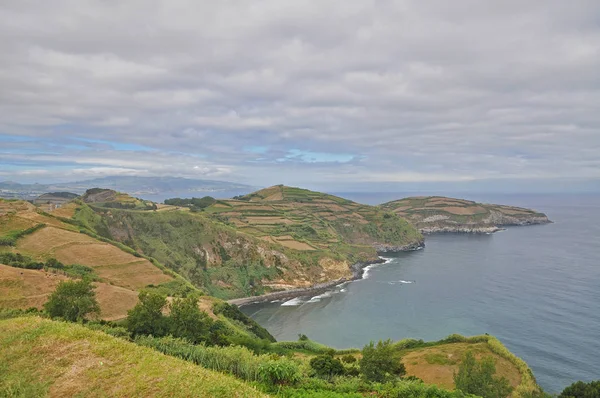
[
  {"left": 0, "top": 316, "right": 267, "bottom": 397},
  {"left": 402, "top": 342, "right": 521, "bottom": 390},
  {"left": 0, "top": 265, "right": 139, "bottom": 321}
]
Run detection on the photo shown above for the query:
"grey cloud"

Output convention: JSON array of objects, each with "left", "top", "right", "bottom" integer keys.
[{"left": 0, "top": 0, "right": 599, "bottom": 190}]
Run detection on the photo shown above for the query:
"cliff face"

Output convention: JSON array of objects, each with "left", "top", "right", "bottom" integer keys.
[{"left": 380, "top": 196, "right": 551, "bottom": 234}]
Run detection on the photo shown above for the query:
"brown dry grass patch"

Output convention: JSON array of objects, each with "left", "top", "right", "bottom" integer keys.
[
  {"left": 402, "top": 342, "right": 521, "bottom": 390},
  {"left": 17, "top": 227, "right": 98, "bottom": 254},
  {"left": 276, "top": 239, "right": 316, "bottom": 251},
  {"left": 497, "top": 208, "right": 532, "bottom": 215},
  {"left": 263, "top": 192, "right": 283, "bottom": 201},
  {"left": 440, "top": 206, "right": 487, "bottom": 215},
  {"left": 0, "top": 200, "right": 35, "bottom": 214},
  {"left": 16, "top": 211, "right": 78, "bottom": 230},
  {"left": 0, "top": 264, "right": 138, "bottom": 320},
  {"left": 16, "top": 227, "right": 172, "bottom": 290},
  {"left": 245, "top": 216, "right": 293, "bottom": 224},
  {"left": 0, "top": 215, "right": 38, "bottom": 235}
]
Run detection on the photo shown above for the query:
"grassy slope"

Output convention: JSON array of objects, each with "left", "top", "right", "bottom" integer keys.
[
  {"left": 284, "top": 335, "right": 539, "bottom": 397},
  {"left": 0, "top": 316, "right": 266, "bottom": 398},
  {"left": 0, "top": 199, "right": 275, "bottom": 341},
  {"left": 380, "top": 196, "right": 549, "bottom": 230}
]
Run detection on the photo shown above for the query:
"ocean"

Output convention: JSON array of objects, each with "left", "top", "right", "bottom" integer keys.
[{"left": 240, "top": 193, "right": 600, "bottom": 393}]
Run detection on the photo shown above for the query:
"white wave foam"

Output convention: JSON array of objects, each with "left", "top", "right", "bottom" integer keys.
[
  {"left": 281, "top": 297, "right": 305, "bottom": 306},
  {"left": 398, "top": 280, "right": 414, "bottom": 284},
  {"left": 340, "top": 288, "right": 347, "bottom": 292},
  {"left": 362, "top": 264, "right": 376, "bottom": 279}
]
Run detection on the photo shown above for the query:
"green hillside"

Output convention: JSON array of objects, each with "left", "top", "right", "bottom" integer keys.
[
  {"left": 211, "top": 185, "right": 424, "bottom": 253},
  {"left": 74, "top": 186, "right": 423, "bottom": 299},
  {"left": 0, "top": 198, "right": 274, "bottom": 342},
  {"left": 0, "top": 316, "right": 266, "bottom": 397},
  {"left": 380, "top": 196, "right": 550, "bottom": 233}
]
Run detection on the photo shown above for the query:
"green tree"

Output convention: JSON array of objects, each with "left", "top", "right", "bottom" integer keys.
[
  {"left": 559, "top": 380, "right": 600, "bottom": 398},
  {"left": 169, "top": 296, "right": 213, "bottom": 344},
  {"left": 127, "top": 291, "right": 168, "bottom": 337},
  {"left": 43, "top": 279, "right": 100, "bottom": 322},
  {"left": 359, "top": 339, "right": 406, "bottom": 382},
  {"left": 310, "top": 354, "right": 345, "bottom": 378},
  {"left": 454, "top": 351, "right": 513, "bottom": 398}
]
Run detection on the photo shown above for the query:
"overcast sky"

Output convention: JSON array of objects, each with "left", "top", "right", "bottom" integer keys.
[{"left": 1, "top": 1, "right": 599, "bottom": 192}]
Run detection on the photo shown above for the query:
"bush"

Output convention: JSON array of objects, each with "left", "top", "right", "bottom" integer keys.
[
  {"left": 341, "top": 354, "right": 357, "bottom": 364},
  {"left": 310, "top": 354, "right": 345, "bottom": 378},
  {"left": 258, "top": 358, "right": 301, "bottom": 387},
  {"left": 43, "top": 279, "right": 100, "bottom": 322},
  {"left": 453, "top": 351, "right": 513, "bottom": 398},
  {"left": 126, "top": 291, "right": 168, "bottom": 337},
  {"left": 559, "top": 380, "right": 600, "bottom": 398},
  {"left": 169, "top": 296, "right": 213, "bottom": 344},
  {"left": 360, "top": 339, "right": 406, "bottom": 382}
]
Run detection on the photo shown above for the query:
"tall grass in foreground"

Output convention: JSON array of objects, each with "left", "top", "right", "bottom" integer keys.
[{"left": 135, "top": 335, "right": 300, "bottom": 385}]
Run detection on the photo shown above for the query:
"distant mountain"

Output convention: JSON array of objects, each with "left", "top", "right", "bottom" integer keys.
[{"left": 0, "top": 176, "right": 255, "bottom": 199}]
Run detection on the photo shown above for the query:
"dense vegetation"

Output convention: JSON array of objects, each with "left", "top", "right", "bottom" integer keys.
[
  {"left": 0, "top": 252, "right": 97, "bottom": 279},
  {"left": 164, "top": 196, "right": 217, "bottom": 210},
  {"left": 558, "top": 380, "right": 600, "bottom": 398}
]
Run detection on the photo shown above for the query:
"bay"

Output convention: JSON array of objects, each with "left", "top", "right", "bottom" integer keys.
[{"left": 241, "top": 193, "right": 600, "bottom": 393}]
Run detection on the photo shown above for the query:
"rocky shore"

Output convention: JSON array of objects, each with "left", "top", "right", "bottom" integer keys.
[
  {"left": 418, "top": 215, "right": 552, "bottom": 234},
  {"left": 227, "top": 258, "right": 387, "bottom": 307}
]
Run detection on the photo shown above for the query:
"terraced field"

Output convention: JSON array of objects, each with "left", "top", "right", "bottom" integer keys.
[
  {"left": 15, "top": 226, "right": 171, "bottom": 290},
  {"left": 380, "top": 196, "right": 551, "bottom": 233},
  {"left": 205, "top": 185, "right": 424, "bottom": 254}
]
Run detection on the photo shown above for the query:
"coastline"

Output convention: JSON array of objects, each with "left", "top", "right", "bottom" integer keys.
[{"left": 227, "top": 257, "right": 387, "bottom": 307}]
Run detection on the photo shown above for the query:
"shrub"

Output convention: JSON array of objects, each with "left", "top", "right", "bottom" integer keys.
[
  {"left": 341, "top": 354, "right": 357, "bottom": 364},
  {"left": 453, "top": 351, "right": 513, "bottom": 398},
  {"left": 310, "top": 354, "right": 346, "bottom": 378},
  {"left": 126, "top": 291, "right": 168, "bottom": 337},
  {"left": 559, "top": 380, "right": 600, "bottom": 398},
  {"left": 360, "top": 339, "right": 406, "bottom": 382},
  {"left": 43, "top": 279, "right": 100, "bottom": 322},
  {"left": 169, "top": 296, "right": 213, "bottom": 344},
  {"left": 258, "top": 358, "right": 301, "bottom": 386}
]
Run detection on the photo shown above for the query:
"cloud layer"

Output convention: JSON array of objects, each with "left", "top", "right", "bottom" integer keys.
[{"left": 1, "top": 0, "right": 599, "bottom": 191}]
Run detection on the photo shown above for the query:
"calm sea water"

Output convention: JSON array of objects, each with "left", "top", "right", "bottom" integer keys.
[{"left": 241, "top": 193, "right": 600, "bottom": 393}]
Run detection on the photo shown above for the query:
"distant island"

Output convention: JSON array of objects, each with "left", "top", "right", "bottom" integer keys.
[{"left": 380, "top": 196, "right": 551, "bottom": 234}]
